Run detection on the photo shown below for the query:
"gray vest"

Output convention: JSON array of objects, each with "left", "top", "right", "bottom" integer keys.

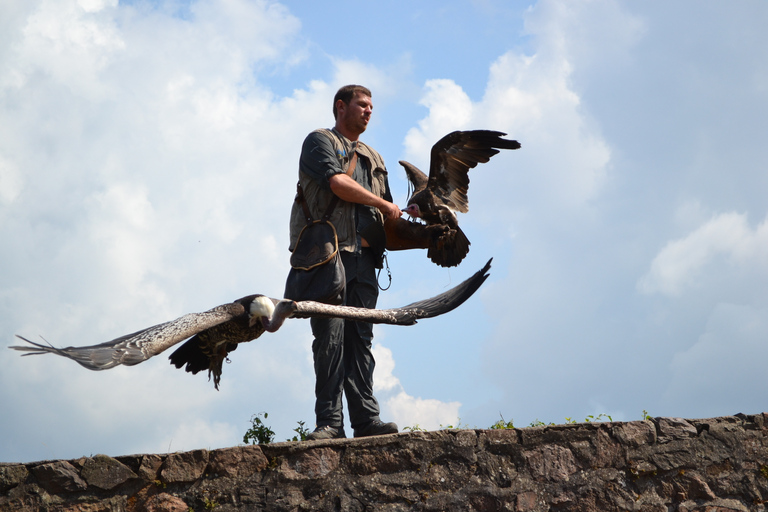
[{"left": 289, "top": 128, "right": 388, "bottom": 253}]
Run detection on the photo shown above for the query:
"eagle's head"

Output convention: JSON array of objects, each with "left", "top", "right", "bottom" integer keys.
[
  {"left": 248, "top": 295, "right": 275, "bottom": 327},
  {"left": 402, "top": 204, "right": 421, "bottom": 218}
]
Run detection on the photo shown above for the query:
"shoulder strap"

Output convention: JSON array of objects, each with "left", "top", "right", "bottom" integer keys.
[{"left": 344, "top": 149, "right": 358, "bottom": 178}]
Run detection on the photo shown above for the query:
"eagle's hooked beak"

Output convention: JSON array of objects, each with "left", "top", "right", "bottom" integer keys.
[{"left": 402, "top": 204, "right": 420, "bottom": 218}]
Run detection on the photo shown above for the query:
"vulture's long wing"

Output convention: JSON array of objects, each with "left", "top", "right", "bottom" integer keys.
[
  {"left": 10, "top": 259, "right": 492, "bottom": 373},
  {"left": 291, "top": 258, "right": 492, "bottom": 324},
  {"left": 428, "top": 130, "right": 520, "bottom": 213},
  {"left": 10, "top": 303, "right": 245, "bottom": 370},
  {"left": 399, "top": 160, "right": 430, "bottom": 196}
]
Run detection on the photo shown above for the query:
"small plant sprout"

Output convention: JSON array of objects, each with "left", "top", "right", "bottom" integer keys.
[
  {"left": 288, "top": 420, "right": 310, "bottom": 442},
  {"left": 243, "top": 412, "right": 275, "bottom": 445},
  {"left": 489, "top": 414, "right": 514, "bottom": 429}
]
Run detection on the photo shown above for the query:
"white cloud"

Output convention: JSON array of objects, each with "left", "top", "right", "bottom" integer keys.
[
  {"left": 15, "top": 0, "right": 125, "bottom": 97},
  {"left": 386, "top": 391, "right": 462, "bottom": 431},
  {"left": 523, "top": 0, "right": 647, "bottom": 72},
  {"left": 403, "top": 40, "right": 611, "bottom": 220},
  {"left": 482, "top": 49, "right": 610, "bottom": 209},
  {"left": 373, "top": 343, "right": 462, "bottom": 430},
  {"left": 371, "top": 342, "right": 400, "bottom": 393},
  {"left": 329, "top": 57, "right": 402, "bottom": 101},
  {"left": 639, "top": 212, "right": 768, "bottom": 296},
  {"left": 403, "top": 79, "right": 473, "bottom": 158}
]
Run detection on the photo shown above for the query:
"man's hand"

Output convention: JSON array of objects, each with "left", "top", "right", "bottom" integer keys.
[
  {"left": 329, "top": 173, "right": 402, "bottom": 219},
  {"left": 378, "top": 201, "right": 402, "bottom": 220}
]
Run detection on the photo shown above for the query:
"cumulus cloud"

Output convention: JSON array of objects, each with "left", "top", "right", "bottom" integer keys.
[
  {"left": 482, "top": 49, "right": 611, "bottom": 210},
  {"left": 403, "top": 79, "right": 473, "bottom": 154},
  {"left": 386, "top": 391, "right": 462, "bottom": 431},
  {"left": 373, "top": 343, "right": 462, "bottom": 430},
  {"left": 403, "top": 46, "right": 611, "bottom": 221},
  {"left": 14, "top": 0, "right": 125, "bottom": 98},
  {"left": 639, "top": 212, "right": 768, "bottom": 296},
  {"left": 523, "top": 0, "right": 647, "bottom": 72}
]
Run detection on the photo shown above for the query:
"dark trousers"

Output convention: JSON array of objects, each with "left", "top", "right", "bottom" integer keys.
[{"left": 310, "top": 249, "right": 381, "bottom": 430}]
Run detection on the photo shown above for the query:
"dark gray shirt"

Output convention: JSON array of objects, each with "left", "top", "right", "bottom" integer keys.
[{"left": 299, "top": 130, "right": 393, "bottom": 243}]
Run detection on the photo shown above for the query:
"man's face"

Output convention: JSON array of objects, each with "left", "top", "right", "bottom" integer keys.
[{"left": 337, "top": 92, "right": 373, "bottom": 138}]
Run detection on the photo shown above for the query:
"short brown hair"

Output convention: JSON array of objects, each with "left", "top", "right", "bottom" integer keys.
[{"left": 333, "top": 85, "right": 372, "bottom": 119}]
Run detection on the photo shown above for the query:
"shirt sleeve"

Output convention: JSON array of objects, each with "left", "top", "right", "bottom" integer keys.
[
  {"left": 299, "top": 131, "right": 345, "bottom": 190},
  {"left": 382, "top": 174, "right": 393, "bottom": 203}
]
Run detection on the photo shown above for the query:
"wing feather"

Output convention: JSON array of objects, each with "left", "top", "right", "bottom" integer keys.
[
  {"left": 429, "top": 130, "right": 520, "bottom": 213},
  {"left": 291, "top": 258, "right": 491, "bottom": 324},
  {"left": 10, "top": 303, "right": 245, "bottom": 370},
  {"left": 9, "top": 260, "right": 492, "bottom": 386},
  {"left": 399, "top": 160, "right": 429, "bottom": 195}
]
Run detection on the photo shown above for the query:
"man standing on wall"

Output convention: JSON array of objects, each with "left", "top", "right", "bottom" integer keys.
[{"left": 288, "top": 85, "right": 402, "bottom": 440}]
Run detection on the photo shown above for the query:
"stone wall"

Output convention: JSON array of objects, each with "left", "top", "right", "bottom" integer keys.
[{"left": 2, "top": 413, "right": 768, "bottom": 511}]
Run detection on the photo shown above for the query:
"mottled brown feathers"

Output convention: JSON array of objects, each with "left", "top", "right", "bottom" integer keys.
[
  {"left": 10, "top": 261, "right": 491, "bottom": 389},
  {"left": 400, "top": 130, "right": 519, "bottom": 267}
]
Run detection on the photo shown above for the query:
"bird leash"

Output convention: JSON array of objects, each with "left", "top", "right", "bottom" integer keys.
[{"left": 377, "top": 251, "right": 392, "bottom": 291}]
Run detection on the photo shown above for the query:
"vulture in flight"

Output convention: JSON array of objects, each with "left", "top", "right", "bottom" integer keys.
[
  {"left": 400, "top": 130, "right": 520, "bottom": 267},
  {"left": 10, "top": 259, "right": 491, "bottom": 389}
]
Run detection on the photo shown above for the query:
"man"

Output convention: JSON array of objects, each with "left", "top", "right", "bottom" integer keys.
[{"left": 288, "top": 85, "right": 402, "bottom": 440}]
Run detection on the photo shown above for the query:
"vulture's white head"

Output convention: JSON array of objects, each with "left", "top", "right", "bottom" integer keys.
[{"left": 248, "top": 295, "right": 275, "bottom": 327}]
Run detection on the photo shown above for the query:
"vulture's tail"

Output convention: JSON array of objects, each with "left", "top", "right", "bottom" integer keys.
[{"left": 168, "top": 334, "right": 210, "bottom": 375}]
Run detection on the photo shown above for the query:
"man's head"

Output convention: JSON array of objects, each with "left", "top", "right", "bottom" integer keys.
[
  {"left": 333, "top": 85, "right": 373, "bottom": 141},
  {"left": 333, "top": 85, "right": 372, "bottom": 119}
]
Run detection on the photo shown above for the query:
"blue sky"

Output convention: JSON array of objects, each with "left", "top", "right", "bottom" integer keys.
[{"left": 2, "top": 0, "right": 768, "bottom": 463}]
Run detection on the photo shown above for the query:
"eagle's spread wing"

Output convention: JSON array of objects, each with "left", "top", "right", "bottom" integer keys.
[
  {"left": 10, "top": 303, "right": 245, "bottom": 371},
  {"left": 292, "top": 258, "right": 491, "bottom": 324},
  {"left": 10, "top": 260, "right": 492, "bottom": 387},
  {"left": 399, "top": 159, "right": 430, "bottom": 197},
  {"left": 429, "top": 130, "right": 520, "bottom": 213}
]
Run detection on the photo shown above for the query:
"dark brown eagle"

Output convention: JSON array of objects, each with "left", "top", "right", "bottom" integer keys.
[
  {"left": 400, "top": 130, "right": 520, "bottom": 267},
  {"left": 10, "top": 259, "right": 491, "bottom": 389}
]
